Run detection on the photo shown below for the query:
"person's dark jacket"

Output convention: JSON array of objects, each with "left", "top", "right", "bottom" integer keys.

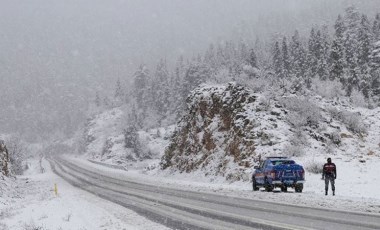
[{"left": 322, "top": 162, "right": 337, "bottom": 179}]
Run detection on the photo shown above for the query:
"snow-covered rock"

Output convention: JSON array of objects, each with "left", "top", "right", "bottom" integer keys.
[{"left": 161, "top": 83, "right": 259, "bottom": 181}]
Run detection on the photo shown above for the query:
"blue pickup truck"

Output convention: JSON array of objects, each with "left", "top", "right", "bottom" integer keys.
[{"left": 252, "top": 157, "right": 305, "bottom": 193}]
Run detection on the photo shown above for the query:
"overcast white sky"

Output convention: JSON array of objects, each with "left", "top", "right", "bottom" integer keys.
[{"left": 0, "top": 0, "right": 379, "bottom": 140}]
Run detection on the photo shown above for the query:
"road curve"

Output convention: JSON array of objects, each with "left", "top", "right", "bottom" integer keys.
[{"left": 48, "top": 157, "right": 380, "bottom": 230}]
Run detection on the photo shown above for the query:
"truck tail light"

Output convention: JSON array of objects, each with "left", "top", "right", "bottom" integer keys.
[
  {"left": 299, "top": 169, "right": 305, "bottom": 179},
  {"left": 270, "top": 170, "right": 276, "bottom": 178}
]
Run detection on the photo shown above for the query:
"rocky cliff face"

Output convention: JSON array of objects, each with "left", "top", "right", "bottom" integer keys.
[{"left": 160, "top": 83, "right": 259, "bottom": 181}]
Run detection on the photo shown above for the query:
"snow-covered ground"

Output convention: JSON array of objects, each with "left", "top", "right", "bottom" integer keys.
[
  {"left": 2, "top": 153, "right": 379, "bottom": 230},
  {"left": 0, "top": 159, "right": 168, "bottom": 230}
]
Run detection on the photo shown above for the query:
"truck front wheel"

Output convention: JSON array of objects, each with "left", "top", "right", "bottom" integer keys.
[{"left": 252, "top": 178, "right": 259, "bottom": 191}]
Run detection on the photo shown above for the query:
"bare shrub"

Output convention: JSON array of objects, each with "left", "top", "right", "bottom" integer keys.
[
  {"left": 22, "top": 221, "right": 47, "bottom": 230},
  {"left": 350, "top": 88, "right": 367, "bottom": 108},
  {"left": 280, "top": 96, "right": 321, "bottom": 128},
  {"left": 327, "top": 106, "right": 342, "bottom": 120},
  {"left": 305, "top": 160, "right": 324, "bottom": 174},
  {"left": 283, "top": 144, "right": 305, "bottom": 157},
  {"left": 312, "top": 78, "right": 345, "bottom": 99},
  {"left": 330, "top": 131, "right": 342, "bottom": 145},
  {"left": 341, "top": 111, "right": 367, "bottom": 134},
  {"left": 327, "top": 107, "right": 367, "bottom": 135},
  {"left": 62, "top": 213, "right": 72, "bottom": 222}
]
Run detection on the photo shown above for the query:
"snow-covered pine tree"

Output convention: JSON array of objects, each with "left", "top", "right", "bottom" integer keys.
[
  {"left": 373, "top": 13, "right": 380, "bottom": 42},
  {"left": 370, "top": 41, "right": 380, "bottom": 96},
  {"left": 318, "top": 26, "right": 330, "bottom": 80},
  {"left": 358, "top": 14, "right": 372, "bottom": 97},
  {"left": 7, "top": 137, "right": 25, "bottom": 175},
  {"left": 114, "top": 78, "right": 123, "bottom": 100},
  {"left": 248, "top": 49, "right": 258, "bottom": 69},
  {"left": 290, "top": 30, "right": 307, "bottom": 79},
  {"left": 282, "top": 36, "right": 291, "bottom": 78},
  {"left": 182, "top": 61, "right": 211, "bottom": 100},
  {"left": 204, "top": 44, "right": 218, "bottom": 72},
  {"left": 272, "top": 41, "right": 282, "bottom": 78},
  {"left": 330, "top": 15, "right": 346, "bottom": 82},
  {"left": 0, "top": 140, "right": 9, "bottom": 177},
  {"left": 152, "top": 59, "right": 170, "bottom": 117},
  {"left": 95, "top": 91, "right": 101, "bottom": 107},
  {"left": 304, "top": 27, "right": 319, "bottom": 88},
  {"left": 344, "top": 6, "right": 361, "bottom": 95},
  {"left": 238, "top": 41, "right": 250, "bottom": 65},
  {"left": 133, "top": 65, "right": 150, "bottom": 109}
]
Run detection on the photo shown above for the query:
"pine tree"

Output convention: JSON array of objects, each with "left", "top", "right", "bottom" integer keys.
[
  {"left": 0, "top": 141, "right": 9, "bottom": 177},
  {"left": 330, "top": 15, "right": 346, "bottom": 82},
  {"left": 307, "top": 27, "right": 319, "bottom": 78},
  {"left": 248, "top": 49, "right": 258, "bottom": 68},
  {"left": 114, "top": 78, "right": 123, "bottom": 100},
  {"left": 358, "top": 14, "right": 371, "bottom": 73},
  {"left": 94, "top": 91, "right": 101, "bottom": 107},
  {"left": 344, "top": 6, "right": 361, "bottom": 95},
  {"left": 204, "top": 44, "right": 217, "bottom": 71},
  {"left": 370, "top": 41, "right": 380, "bottom": 70},
  {"left": 290, "top": 30, "right": 307, "bottom": 78},
  {"left": 152, "top": 59, "right": 170, "bottom": 116},
  {"left": 318, "top": 26, "right": 330, "bottom": 80},
  {"left": 358, "top": 14, "right": 372, "bottom": 97},
  {"left": 238, "top": 41, "right": 250, "bottom": 65},
  {"left": 133, "top": 65, "right": 150, "bottom": 108},
  {"left": 183, "top": 61, "right": 211, "bottom": 100},
  {"left": 330, "top": 39, "right": 345, "bottom": 81},
  {"left": 370, "top": 41, "right": 380, "bottom": 96},
  {"left": 123, "top": 123, "right": 139, "bottom": 150},
  {"left": 373, "top": 13, "right": 380, "bottom": 42},
  {"left": 282, "top": 37, "right": 291, "bottom": 78},
  {"left": 272, "top": 41, "right": 282, "bottom": 78}
]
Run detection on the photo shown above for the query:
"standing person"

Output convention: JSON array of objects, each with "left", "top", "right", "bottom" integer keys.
[{"left": 322, "top": 157, "right": 336, "bottom": 196}]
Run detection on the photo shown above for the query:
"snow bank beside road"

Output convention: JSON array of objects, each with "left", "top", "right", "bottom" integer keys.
[{"left": 0, "top": 159, "right": 168, "bottom": 230}]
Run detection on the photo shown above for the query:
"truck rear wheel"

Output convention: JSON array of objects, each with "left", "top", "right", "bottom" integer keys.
[
  {"left": 265, "top": 179, "right": 273, "bottom": 192},
  {"left": 295, "top": 184, "right": 303, "bottom": 193}
]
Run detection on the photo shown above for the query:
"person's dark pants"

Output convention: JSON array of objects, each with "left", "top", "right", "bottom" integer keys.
[{"left": 325, "top": 176, "right": 335, "bottom": 193}]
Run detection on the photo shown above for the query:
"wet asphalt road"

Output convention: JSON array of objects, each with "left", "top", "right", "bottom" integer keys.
[{"left": 49, "top": 158, "right": 380, "bottom": 230}]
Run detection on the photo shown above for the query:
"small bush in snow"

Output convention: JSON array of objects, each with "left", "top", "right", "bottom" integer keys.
[
  {"left": 327, "top": 108, "right": 367, "bottom": 135},
  {"left": 341, "top": 111, "right": 367, "bottom": 135},
  {"left": 280, "top": 97, "right": 321, "bottom": 128},
  {"left": 283, "top": 144, "right": 305, "bottom": 157},
  {"left": 330, "top": 131, "right": 342, "bottom": 145},
  {"left": 327, "top": 106, "right": 341, "bottom": 120},
  {"left": 312, "top": 78, "right": 345, "bottom": 99},
  {"left": 350, "top": 88, "right": 367, "bottom": 108},
  {"left": 22, "top": 221, "right": 47, "bottom": 230},
  {"left": 325, "top": 141, "right": 337, "bottom": 155},
  {"left": 257, "top": 96, "right": 272, "bottom": 111},
  {"left": 305, "top": 160, "right": 324, "bottom": 174},
  {"left": 63, "top": 213, "right": 72, "bottom": 222}
]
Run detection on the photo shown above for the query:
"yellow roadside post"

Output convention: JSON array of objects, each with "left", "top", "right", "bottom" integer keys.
[{"left": 54, "top": 183, "right": 58, "bottom": 196}]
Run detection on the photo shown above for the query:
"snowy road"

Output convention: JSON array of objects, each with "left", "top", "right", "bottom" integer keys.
[{"left": 50, "top": 158, "right": 380, "bottom": 230}]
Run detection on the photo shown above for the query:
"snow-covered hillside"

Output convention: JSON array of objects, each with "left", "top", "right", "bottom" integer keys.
[
  {"left": 82, "top": 106, "right": 174, "bottom": 169},
  {"left": 81, "top": 82, "right": 380, "bottom": 184},
  {"left": 74, "top": 82, "right": 380, "bottom": 210}
]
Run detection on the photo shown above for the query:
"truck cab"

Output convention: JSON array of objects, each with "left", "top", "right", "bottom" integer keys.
[{"left": 252, "top": 157, "right": 305, "bottom": 192}]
